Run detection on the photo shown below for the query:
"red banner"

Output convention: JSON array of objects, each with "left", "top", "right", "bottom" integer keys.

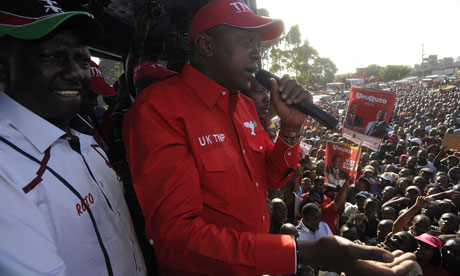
[
  {"left": 324, "top": 141, "right": 361, "bottom": 188},
  {"left": 342, "top": 87, "right": 396, "bottom": 150}
]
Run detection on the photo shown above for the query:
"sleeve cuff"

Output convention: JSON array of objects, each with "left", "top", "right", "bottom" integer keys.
[
  {"left": 272, "top": 137, "right": 301, "bottom": 168},
  {"left": 255, "top": 234, "right": 296, "bottom": 275}
]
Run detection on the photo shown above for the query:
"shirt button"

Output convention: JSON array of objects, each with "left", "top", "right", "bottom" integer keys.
[
  {"left": 259, "top": 146, "right": 263, "bottom": 150},
  {"left": 242, "top": 149, "right": 246, "bottom": 154},
  {"left": 149, "top": 239, "right": 154, "bottom": 246},
  {"left": 255, "top": 182, "right": 259, "bottom": 187},
  {"left": 222, "top": 91, "right": 227, "bottom": 96},
  {"left": 287, "top": 152, "right": 292, "bottom": 156},
  {"left": 262, "top": 216, "right": 265, "bottom": 220}
]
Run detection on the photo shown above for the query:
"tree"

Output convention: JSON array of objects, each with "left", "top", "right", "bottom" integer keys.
[
  {"left": 258, "top": 9, "right": 337, "bottom": 88},
  {"left": 357, "top": 64, "right": 382, "bottom": 78},
  {"left": 311, "top": 57, "right": 337, "bottom": 87},
  {"left": 98, "top": 58, "right": 124, "bottom": 85},
  {"left": 378, "top": 65, "right": 411, "bottom": 82}
]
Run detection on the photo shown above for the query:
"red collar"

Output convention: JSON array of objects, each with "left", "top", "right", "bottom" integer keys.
[{"left": 181, "top": 63, "right": 230, "bottom": 109}]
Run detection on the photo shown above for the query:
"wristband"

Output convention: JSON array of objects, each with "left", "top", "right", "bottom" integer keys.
[
  {"left": 294, "top": 237, "right": 301, "bottom": 269},
  {"left": 279, "top": 127, "right": 302, "bottom": 138}
]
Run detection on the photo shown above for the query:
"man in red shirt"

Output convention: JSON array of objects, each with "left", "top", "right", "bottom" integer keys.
[{"left": 123, "top": 0, "right": 415, "bottom": 275}]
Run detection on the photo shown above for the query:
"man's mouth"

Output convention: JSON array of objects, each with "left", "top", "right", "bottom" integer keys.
[
  {"left": 259, "top": 105, "right": 269, "bottom": 114},
  {"left": 53, "top": 90, "right": 80, "bottom": 97},
  {"left": 244, "top": 66, "right": 258, "bottom": 79}
]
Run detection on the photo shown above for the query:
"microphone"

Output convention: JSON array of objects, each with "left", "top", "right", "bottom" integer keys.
[{"left": 256, "top": 69, "right": 340, "bottom": 129}]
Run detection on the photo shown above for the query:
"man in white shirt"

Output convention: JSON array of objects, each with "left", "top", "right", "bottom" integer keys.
[
  {"left": 297, "top": 203, "right": 333, "bottom": 241},
  {"left": 0, "top": 1, "right": 146, "bottom": 275}
]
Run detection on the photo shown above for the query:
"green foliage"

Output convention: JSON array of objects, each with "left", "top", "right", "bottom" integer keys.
[
  {"left": 311, "top": 57, "right": 337, "bottom": 86},
  {"left": 378, "top": 65, "right": 411, "bottom": 82},
  {"left": 357, "top": 64, "right": 382, "bottom": 78},
  {"left": 260, "top": 23, "right": 336, "bottom": 87},
  {"left": 98, "top": 59, "right": 124, "bottom": 85}
]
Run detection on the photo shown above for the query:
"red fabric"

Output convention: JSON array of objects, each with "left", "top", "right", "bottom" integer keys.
[
  {"left": 322, "top": 201, "right": 339, "bottom": 235},
  {"left": 123, "top": 63, "right": 299, "bottom": 275}
]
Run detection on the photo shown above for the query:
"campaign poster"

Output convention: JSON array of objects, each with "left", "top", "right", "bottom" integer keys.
[
  {"left": 342, "top": 87, "right": 396, "bottom": 151},
  {"left": 324, "top": 141, "right": 361, "bottom": 188},
  {"left": 300, "top": 141, "right": 312, "bottom": 158}
]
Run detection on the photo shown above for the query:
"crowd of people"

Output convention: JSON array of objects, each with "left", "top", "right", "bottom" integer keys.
[
  {"left": 264, "top": 79, "right": 460, "bottom": 275},
  {"left": 1, "top": 0, "right": 459, "bottom": 276}
]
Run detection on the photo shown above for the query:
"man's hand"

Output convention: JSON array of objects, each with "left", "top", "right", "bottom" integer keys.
[
  {"left": 299, "top": 236, "right": 415, "bottom": 276},
  {"left": 269, "top": 75, "right": 312, "bottom": 131},
  {"left": 414, "top": 196, "right": 431, "bottom": 209}
]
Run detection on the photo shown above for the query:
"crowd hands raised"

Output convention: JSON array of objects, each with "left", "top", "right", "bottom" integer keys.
[{"left": 3, "top": 0, "right": 460, "bottom": 276}]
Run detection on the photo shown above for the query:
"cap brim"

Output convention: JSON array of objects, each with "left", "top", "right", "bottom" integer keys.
[
  {"left": 0, "top": 11, "right": 102, "bottom": 43},
  {"left": 224, "top": 15, "right": 284, "bottom": 42},
  {"left": 415, "top": 236, "right": 440, "bottom": 248},
  {"left": 90, "top": 80, "right": 117, "bottom": 96}
]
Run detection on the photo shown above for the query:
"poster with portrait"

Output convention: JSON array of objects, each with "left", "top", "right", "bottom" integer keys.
[
  {"left": 342, "top": 87, "right": 396, "bottom": 151},
  {"left": 324, "top": 141, "right": 361, "bottom": 188}
]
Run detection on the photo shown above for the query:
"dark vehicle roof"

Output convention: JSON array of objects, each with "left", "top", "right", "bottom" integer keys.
[{"left": 60, "top": 0, "right": 210, "bottom": 60}]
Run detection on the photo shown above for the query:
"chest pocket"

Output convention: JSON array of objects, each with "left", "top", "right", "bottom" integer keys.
[
  {"left": 199, "top": 145, "right": 242, "bottom": 205},
  {"left": 246, "top": 127, "right": 266, "bottom": 154},
  {"left": 200, "top": 145, "right": 239, "bottom": 172}
]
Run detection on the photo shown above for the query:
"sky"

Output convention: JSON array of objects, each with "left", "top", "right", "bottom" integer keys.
[{"left": 258, "top": 0, "right": 460, "bottom": 74}]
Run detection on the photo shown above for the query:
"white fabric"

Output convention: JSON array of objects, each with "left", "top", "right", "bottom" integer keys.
[
  {"left": 0, "top": 93, "right": 146, "bottom": 276},
  {"left": 296, "top": 220, "right": 333, "bottom": 241}
]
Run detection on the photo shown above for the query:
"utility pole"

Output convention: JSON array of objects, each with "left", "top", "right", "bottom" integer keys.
[
  {"left": 421, "top": 44, "right": 424, "bottom": 62},
  {"left": 421, "top": 44, "right": 425, "bottom": 77}
]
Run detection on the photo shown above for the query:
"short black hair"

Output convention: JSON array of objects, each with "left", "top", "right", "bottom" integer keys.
[{"left": 301, "top": 203, "right": 321, "bottom": 217}]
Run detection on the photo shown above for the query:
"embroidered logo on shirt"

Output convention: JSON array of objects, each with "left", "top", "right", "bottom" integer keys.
[
  {"left": 243, "top": 121, "right": 257, "bottom": 136},
  {"left": 198, "top": 133, "right": 226, "bottom": 146},
  {"left": 76, "top": 192, "right": 95, "bottom": 216}
]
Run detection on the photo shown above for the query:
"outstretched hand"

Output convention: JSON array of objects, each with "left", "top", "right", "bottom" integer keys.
[
  {"left": 299, "top": 236, "right": 415, "bottom": 276},
  {"left": 269, "top": 75, "right": 312, "bottom": 131},
  {"left": 414, "top": 196, "right": 431, "bottom": 209}
]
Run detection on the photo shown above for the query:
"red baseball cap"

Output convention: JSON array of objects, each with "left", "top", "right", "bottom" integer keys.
[
  {"left": 89, "top": 61, "right": 117, "bottom": 96},
  {"left": 415, "top": 233, "right": 441, "bottom": 248},
  {"left": 133, "top": 61, "right": 178, "bottom": 84},
  {"left": 188, "top": 0, "right": 284, "bottom": 42}
]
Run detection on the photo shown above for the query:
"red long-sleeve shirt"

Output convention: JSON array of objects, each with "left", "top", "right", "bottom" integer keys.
[{"left": 123, "top": 63, "right": 300, "bottom": 275}]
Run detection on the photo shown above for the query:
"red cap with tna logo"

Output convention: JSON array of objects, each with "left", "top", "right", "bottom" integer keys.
[
  {"left": 0, "top": 0, "right": 102, "bottom": 42},
  {"left": 90, "top": 61, "right": 117, "bottom": 96},
  {"left": 188, "top": 0, "right": 284, "bottom": 42},
  {"left": 133, "top": 61, "right": 178, "bottom": 85}
]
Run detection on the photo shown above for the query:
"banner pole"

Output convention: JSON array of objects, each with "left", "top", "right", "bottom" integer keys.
[{"left": 350, "top": 142, "right": 363, "bottom": 186}]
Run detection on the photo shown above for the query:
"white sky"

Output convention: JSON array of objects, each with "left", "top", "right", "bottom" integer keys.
[{"left": 258, "top": 0, "right": 460, "bottom": 74}]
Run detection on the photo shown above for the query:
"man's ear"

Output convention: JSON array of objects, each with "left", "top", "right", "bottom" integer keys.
[{"left": 193, "top": 32, "right": 214, "bottom": 58}]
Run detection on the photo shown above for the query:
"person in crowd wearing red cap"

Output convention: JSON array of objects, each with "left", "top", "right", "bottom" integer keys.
[
  {"left": 0, "top": 1, "right": 146, "bottom": 275},
  {"left": 414, "top": 233, "right": 450, "bottom": 276},
  {"left": 78, "top": 60, "right": 117, "bottom": 149},
  {"left": 123, "top": 0, "right": 414, "bottom": 275},
  {"left": 133, "top": 61, "right": 178, "bottom": 96}
]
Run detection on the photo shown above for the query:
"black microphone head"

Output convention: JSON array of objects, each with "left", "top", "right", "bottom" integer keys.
[{"left": 256, "top": 69, "right": 279, "bottom": 90}]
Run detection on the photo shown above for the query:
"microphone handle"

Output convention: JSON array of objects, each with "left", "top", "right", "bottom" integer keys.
[{"left": 255, "top": 70, "right": 339, "bottom": 129}]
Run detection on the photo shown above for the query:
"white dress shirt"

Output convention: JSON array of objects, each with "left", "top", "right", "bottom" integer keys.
[
  {"left": 296, "top": 220, "right": 333, "bottom": 241},
  {"left": 0, "top": 92, "right": 146, "bottom": 276}
]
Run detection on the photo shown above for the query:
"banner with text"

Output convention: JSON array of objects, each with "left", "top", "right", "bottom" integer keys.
[
  {"left": 342, "top": 87, "right": 396, "bottom": 150},
  {"left": 324, "top": 141, "right": 360, "bottom": 188}
]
